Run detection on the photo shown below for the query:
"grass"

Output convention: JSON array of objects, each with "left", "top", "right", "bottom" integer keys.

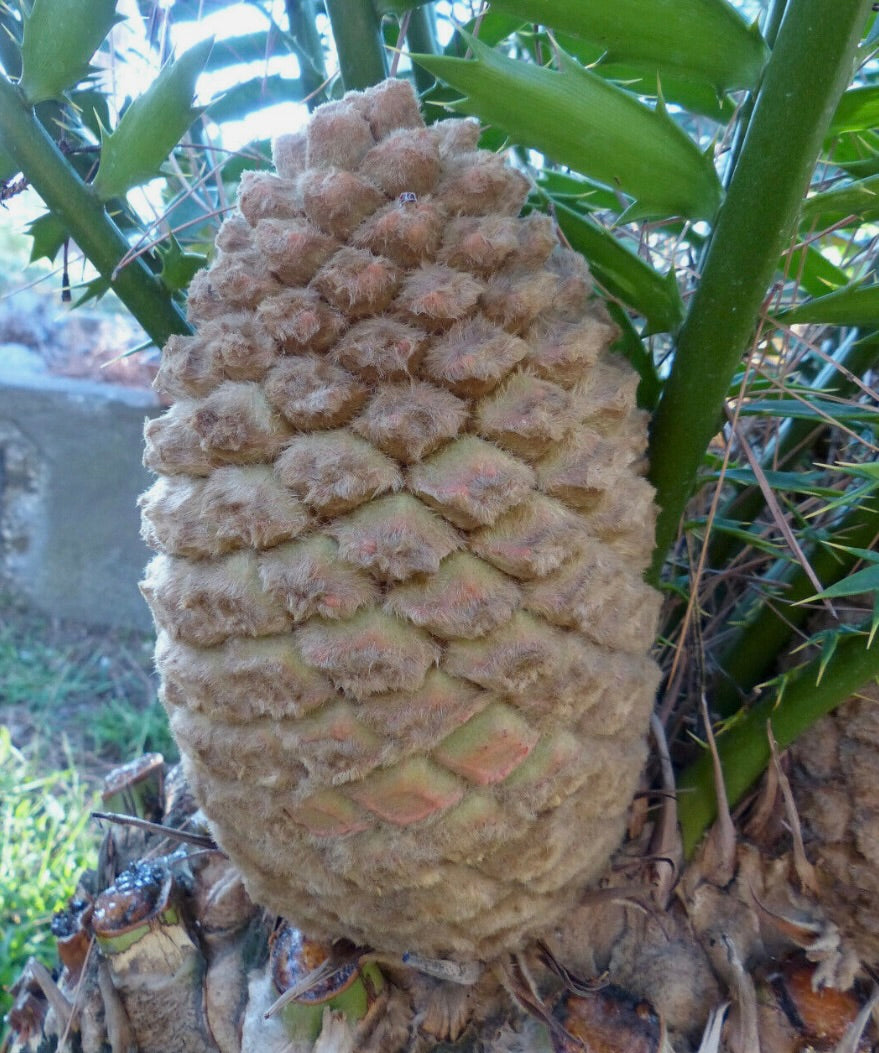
[
  {"left": 0, "top": 727, "right": 98, "bottom": 1021},
  {"left": 88, "top": 694, "right": 177, "bottom": 761},
  {"left": 0, "top": 593, "right": 177, "bottom": 768},
  {"left": 0, "top": 596, "right": 176, "bottom": 1021},
  {"left": 0, "top": 624, "right": 115, "bottom": 709}
]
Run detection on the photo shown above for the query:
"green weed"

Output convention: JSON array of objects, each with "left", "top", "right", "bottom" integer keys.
[
  {"left": 0, "top": 599, "right": 176, "bottom": 1022},
  {"left": 87, "top": 696, "right": 178, "bottom": 763},
  {"left": 0, "top": 618, "right": 115, "bottom": 711},
  {"left": 0, "top": 594, "right": 175, "bottom": 769},
  {"left": 0, "top": 727, "right": 98, "bottom": 1021}
]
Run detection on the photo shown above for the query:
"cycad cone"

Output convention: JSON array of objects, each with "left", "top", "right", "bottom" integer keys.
[{"left": 140, "top": 79, "right": 662, "bottom": 961}]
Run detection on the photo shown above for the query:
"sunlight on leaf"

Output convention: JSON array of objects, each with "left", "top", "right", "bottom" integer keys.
[
  {"left": 736, "top": 398, "right": 879, "bottom": 423},
  {"left": 829, "top": 84, "right": 879, "bottom": 135},
  {"left": 802, "top": 173, "right": 879, "bottom": 227},
  {"left": 92, "top": 38, "right": 213, "bottom": 202},
  {"left": 817, "top": 631, "right": 840, "bottom": 683},
  {"left": 19, "top": 0, "right": 119, "bottom": 104},
  {"left": 796, "top": 564, "right": 879, "bottom": 603},
  {"left": 777, "top": 281, "right": 879, "bottom": 325},
  {"left": 714, "top": 467, "right": 840, "bottom": 497},
  {"left": 487, "top": 0, "right": 768, "bottom": 92},
  {"left": 413, "top": 30, "right": 723, "bottom": 222},
  {"left": 784, "top": 243, "right": 850, "bottom": 298}
]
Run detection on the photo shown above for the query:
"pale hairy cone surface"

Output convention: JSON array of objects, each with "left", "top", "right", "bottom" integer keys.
[{"left": 140, "top": 78, "right": 661, "bottom": 960}]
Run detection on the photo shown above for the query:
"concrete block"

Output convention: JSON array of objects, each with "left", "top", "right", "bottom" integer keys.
[{"left": 0, "top": 357, "right": 162, "bottom": 632}]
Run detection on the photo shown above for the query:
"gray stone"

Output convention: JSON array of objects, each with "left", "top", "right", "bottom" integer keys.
[{"left": 0, "top": 365, "right": 161, "bottom": 632}]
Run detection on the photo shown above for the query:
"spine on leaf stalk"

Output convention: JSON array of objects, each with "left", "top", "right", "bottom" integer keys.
[{"left": 139, "top": 78, "right": 661, "bottom": 961}]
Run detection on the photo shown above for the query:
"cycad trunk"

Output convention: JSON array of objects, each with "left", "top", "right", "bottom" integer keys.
[{"left": 8, "top": 718, "right": 878, "bottom": 1053}]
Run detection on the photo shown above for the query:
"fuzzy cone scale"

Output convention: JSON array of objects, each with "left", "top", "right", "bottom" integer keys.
[{"left": 139, "top": 79, "right": 662, "bottom": 960}]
